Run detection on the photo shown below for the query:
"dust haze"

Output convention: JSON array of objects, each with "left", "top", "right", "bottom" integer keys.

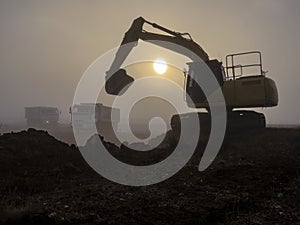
[{"left": 0, "top": 0, "right": 300, "bottom": 125}]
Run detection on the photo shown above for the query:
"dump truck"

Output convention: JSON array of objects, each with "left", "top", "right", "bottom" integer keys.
[
  {"left": 70, "top": 103, "right": 120, "bottom": 138},
  {"left": 25, "top": 106, "right": 59, "bottom": 128}
]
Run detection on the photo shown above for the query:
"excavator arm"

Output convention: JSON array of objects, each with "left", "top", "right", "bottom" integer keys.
[{"left": 105, "top": 17, "right": 209, "bottom": 95}]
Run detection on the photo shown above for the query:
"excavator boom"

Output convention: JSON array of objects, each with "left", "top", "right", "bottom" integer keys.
[{"left": 105, "top": 17, "right": 209, "bottom": 95}]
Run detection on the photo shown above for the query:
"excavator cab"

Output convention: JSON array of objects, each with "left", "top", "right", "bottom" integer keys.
[{"left": 185, "top": 59, "right": 225, "bottom": 107}]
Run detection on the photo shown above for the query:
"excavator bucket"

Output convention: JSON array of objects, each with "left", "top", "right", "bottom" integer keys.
[{"left": 105, "top": 69, "right": 134, "bottom": 95}]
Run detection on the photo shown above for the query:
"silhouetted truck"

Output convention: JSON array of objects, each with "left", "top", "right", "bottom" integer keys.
[
  {"left": 70, "top": 103, "right": 120, "bottom": 138},
  {"left": 25, "top": 106, "right": 59, "bottom": 128}
]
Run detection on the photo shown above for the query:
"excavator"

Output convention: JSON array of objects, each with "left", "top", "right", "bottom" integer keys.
[{"left": 105, "top": 17, "right": 278, "bottom": 133}]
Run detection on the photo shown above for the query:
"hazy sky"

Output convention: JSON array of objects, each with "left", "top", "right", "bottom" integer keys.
[{"left": 0, "top": 0, "right": 300, "bottom": 124}]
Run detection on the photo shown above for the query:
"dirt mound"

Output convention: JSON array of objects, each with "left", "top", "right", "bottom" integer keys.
[
  {"left": 0, "top": 129, "right": 88, "bottom": 177},
  {"left": 0, "top": 128, "right": 299, "bottom": 224}
]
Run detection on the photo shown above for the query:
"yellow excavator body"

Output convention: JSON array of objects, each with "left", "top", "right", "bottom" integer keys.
[{"left": 104, "top": 17, "right": 279, "bottom": 129}]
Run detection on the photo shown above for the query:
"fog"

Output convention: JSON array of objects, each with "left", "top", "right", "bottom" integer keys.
[{"left": 1, "top": 0, "right": 300, "bottom": 125}]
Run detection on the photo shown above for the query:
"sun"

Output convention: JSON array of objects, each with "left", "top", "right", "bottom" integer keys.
[{"left": 153, "top": 58, "right": 167, "bottom": 75}]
